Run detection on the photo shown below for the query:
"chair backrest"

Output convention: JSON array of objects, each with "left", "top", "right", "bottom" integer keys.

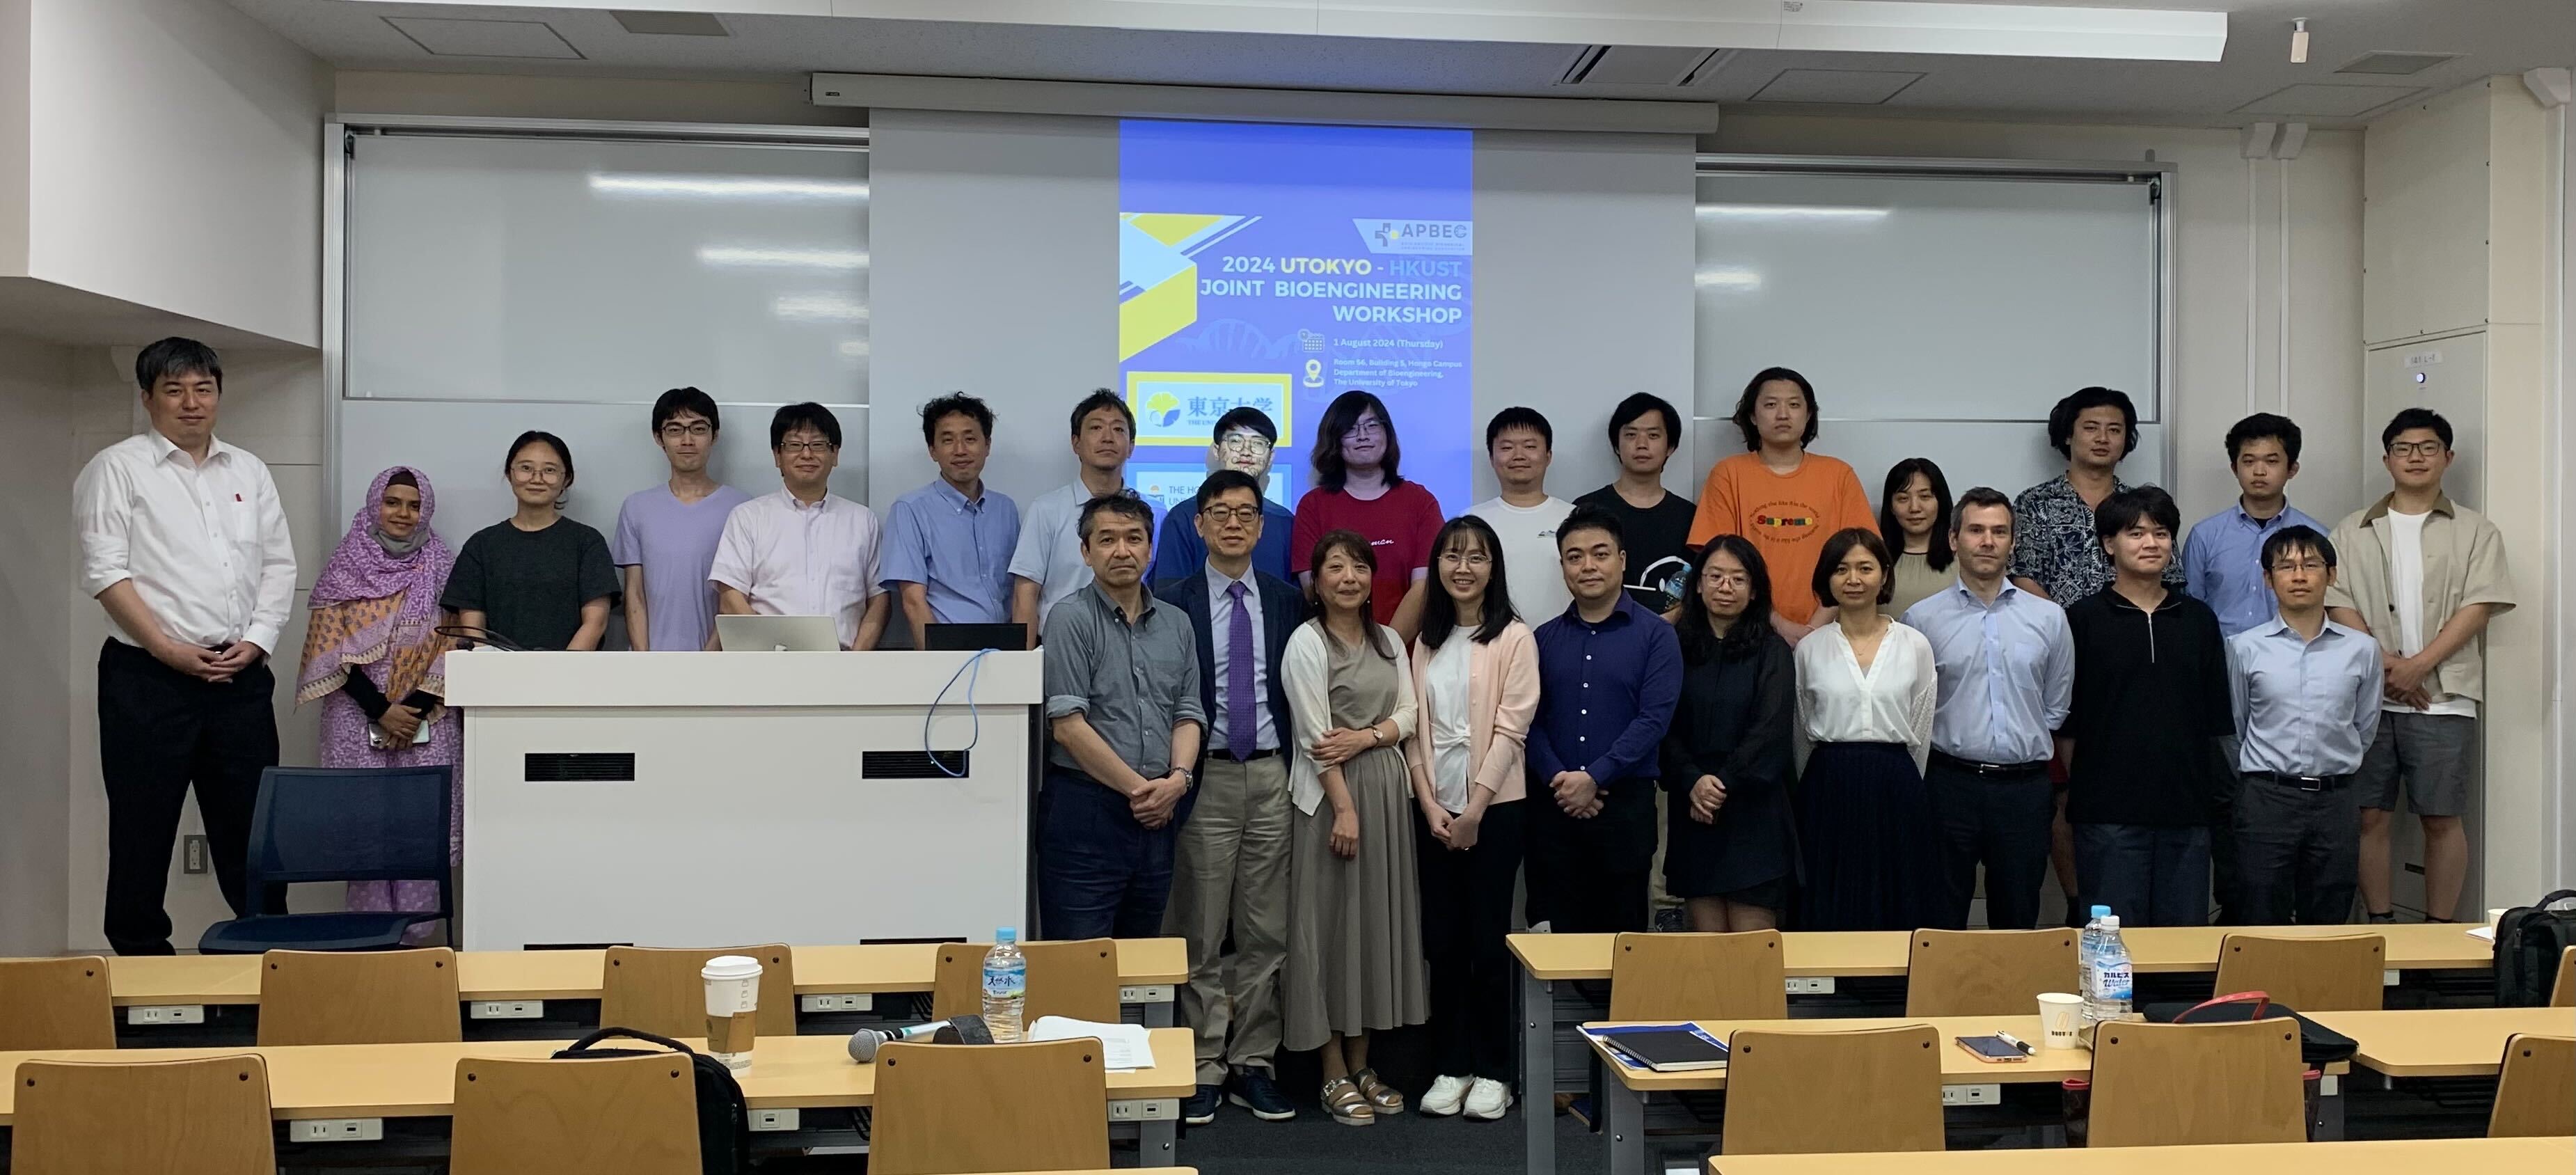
[
  {"left": 0, "top": 955, "right": 116, "bottom": 1050},
  {"left": 2551, "top": 946, "right": 2575, "bottom": 1007},
  {"left": 1906, "top": 929, "right": 2080, "bottom": 1016},
  {"left": 2211, "top": 933, "right": 2386, "bottom": 1011},
  {"left": 1608, "top": 931, "right": 1787, "bottom": 1022},
  {"left": 12, "top": 1054, "right": 276, "bottom": 1175},
  {"left": 869, "top": 1039, "right": 1109, "bottom": 1175},
  {"left": 258, "top": 947, "right": 463, "bottom": 1045},
  {"left": 2089, "top": 1018, "right": 2307, "bottom": 1146},
  {"left": 931, "top": 938, "right": 1121, "bottom": 1024},
  {"left": 601, "top": 945, "right": 797, "bottom": 1037},
  {"left": 2488, "top": 1034, "right": 2576, "bottom": 1138},
  {"left": 450, "top": 1052, "right": 701, "bottom": 1175},
  {"left": 1720, "top": 1025, "right": 1944, "bottom": 1155},
  {"left": 245, "top": 766, "right": 455, "bottom": 902}
]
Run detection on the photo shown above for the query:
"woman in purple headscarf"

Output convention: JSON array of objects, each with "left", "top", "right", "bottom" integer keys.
[{"left": 295, "top": 466, "right": 461, "bottom": 933}]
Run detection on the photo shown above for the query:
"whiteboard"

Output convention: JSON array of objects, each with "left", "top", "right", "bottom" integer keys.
[{"left": 1694, "top": 166, "right": 2166, "bottom": 500}]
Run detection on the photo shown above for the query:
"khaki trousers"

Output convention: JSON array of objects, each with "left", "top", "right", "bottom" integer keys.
[{"left": 1163, "top": 754, "right": 1293, "bottom": 1082}]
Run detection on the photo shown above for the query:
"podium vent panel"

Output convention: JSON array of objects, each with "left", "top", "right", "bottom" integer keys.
[
  {"left": 862, "top": 750, "right": 968, "bottom": 778},
  {"left": 523, "top": 752, "right": 637, "bottom": 782}
]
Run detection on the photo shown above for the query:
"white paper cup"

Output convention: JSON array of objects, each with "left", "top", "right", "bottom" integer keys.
[
  {"left": 2037, "top": 992, "right": 2085, "bottom": 1048},
  {"left": 702, "top": 955, "right": 762, "bottom": 1071}
]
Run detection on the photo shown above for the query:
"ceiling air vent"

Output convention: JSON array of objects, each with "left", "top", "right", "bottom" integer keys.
[
  {"left": 2334, "top": 51, "right": 2460, "bottom": 77},
  {"left": 1559, "top": 45, "right": 1732, "bottom": 88},
  {"left": 612, "top": 10, "right": 732, "bottom": 37},
  {"left": 384, "top": 17, "right": 583, "bottom": 60},
  {"left": 1748, "top": 69, "right": 1926, "bottom": 105}
]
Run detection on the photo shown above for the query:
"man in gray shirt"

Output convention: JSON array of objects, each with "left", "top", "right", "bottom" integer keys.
[{"left": 1039, "top": 494, "right": 1206, "bottom": 939}]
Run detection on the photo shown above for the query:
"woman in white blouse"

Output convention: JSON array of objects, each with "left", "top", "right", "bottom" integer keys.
[{"left": 1792, "top": 528, "right": 1945, "bottom": 931}]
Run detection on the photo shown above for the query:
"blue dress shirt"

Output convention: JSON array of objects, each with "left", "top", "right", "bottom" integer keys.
[
  {"left": 1528, "top": 594, "right": 1684, "bottom": 792},
  {"left": 2183, "top": 500, "right": 2328, "bottom": 638},
  {"left": 1902, "top": 578, "right": 2075, "bottom": 765},
  {"left": 1152, "top": 496, "right": 1295, "bottom": 588},
  {"left": 2227, "top": 616, "right": 2383, "bottom": 776},
  {"left": 880, "top": 478, "right": 1020, "bottom": 624}
]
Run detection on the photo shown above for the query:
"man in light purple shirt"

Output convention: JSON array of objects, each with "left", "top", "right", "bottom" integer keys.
[
  {"left": 711, "top": 402, "right": 888, "bottom": 650},
  {"left": 613, "top": 388, "right": 750, "bottom": 650}
]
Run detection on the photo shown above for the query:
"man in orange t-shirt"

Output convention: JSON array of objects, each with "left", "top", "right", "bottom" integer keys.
[{"left": 1687, "top": 366, "right": 1877, "bottom": 643}]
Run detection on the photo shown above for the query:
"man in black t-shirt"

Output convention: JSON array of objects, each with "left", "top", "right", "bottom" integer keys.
[{"left": 1575, "top": 393, "right": 1698, "bottom": 616}]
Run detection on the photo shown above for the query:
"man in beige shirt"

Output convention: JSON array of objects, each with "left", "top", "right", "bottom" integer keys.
[{"left": 2323, "top": 409, "right": 2515, "bottom": 924}]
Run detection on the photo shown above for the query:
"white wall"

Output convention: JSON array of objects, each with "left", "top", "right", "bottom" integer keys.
[
  {"left": 23, "top": 0, "right": 326, "bottom": 345},
  {"left": 0, "top": 0, "right": 29, "bottom": 276},
  {"left": 0, "top": 331, "right": 74, "bottom": 956}
]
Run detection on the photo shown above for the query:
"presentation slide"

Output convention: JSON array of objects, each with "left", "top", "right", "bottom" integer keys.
[{"left": 1118, "top": 119, "right": 1473, "bottom": 516}]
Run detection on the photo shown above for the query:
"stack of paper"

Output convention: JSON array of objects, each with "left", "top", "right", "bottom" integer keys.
[{"left": 1028, "top": 1015, "right": 1152, "bottom": 1071}]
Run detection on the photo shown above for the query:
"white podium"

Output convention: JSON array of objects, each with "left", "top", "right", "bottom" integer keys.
[{"left": 444, "top": 649, "right": 1038, "bottom": 950}]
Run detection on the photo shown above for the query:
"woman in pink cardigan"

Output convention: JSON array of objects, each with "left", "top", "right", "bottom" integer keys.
[{"left": 1406, "top": 514, "right": 1541, "bottom": 1122}]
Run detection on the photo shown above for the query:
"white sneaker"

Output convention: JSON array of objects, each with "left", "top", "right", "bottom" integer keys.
[
  {"left": 1419, "top": 1074, "right": 1470, "bottom": 1117},
  {"left": 1463, "top": 1078, "right": 1513, "bottom": 1121}
]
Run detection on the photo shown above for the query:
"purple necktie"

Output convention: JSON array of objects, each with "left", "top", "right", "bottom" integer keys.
[{"left": 1226, "top": 580, "right": 1256, "bottom": 759}]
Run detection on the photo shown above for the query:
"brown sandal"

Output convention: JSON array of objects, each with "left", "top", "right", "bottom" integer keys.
[
  {"left": 1322, "top": 1077, "right": 1375, "bottom": 1126},
  {"left": 1352, "top": 1068, "right": 1405, "bottom": 1114}
]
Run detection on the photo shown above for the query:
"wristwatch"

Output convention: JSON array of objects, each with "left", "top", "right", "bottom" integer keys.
[{"left": 1176, "top": 767, "right": 1196, "bottom": 789}]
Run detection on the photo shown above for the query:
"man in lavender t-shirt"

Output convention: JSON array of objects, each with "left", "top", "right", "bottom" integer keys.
[{"left": 613, "top": 388, "right": 752, "bottom": 650}]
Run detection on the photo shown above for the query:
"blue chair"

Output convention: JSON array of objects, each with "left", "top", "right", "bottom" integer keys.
[{"left": 197, "top": 766, "right": 455, "bottom": 954}]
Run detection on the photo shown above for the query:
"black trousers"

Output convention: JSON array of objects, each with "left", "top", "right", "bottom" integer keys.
[
  {"left": 1524, "top": 782, "right": 1655, "bottom": 935},
  {"left": 2232, "top": 774, "right": 2359, "bottom": 926},
  {"left": 2208, "top": 736, "right": 2247, "bottom": 924},
  {"left": 1416, "top": 800, "right": 1526, "bottom": 1082},
  {"left": 1926, "top": 759, "right": 2055, "bottom": 931},
  {"left": 97, "top": 638, "right": 278, "bottom": 956}
]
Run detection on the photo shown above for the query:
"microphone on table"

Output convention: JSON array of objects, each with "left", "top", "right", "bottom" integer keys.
[{"left": 846, "top": 1014, "right": 995, "bottom": 1062}]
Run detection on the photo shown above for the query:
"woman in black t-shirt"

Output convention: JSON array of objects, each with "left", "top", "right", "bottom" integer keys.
[{"left": 441, "top": 430, "right": 619, "bottom": 650}]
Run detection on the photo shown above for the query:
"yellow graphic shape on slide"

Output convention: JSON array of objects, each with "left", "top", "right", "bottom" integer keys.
[{"left": 1121, "top": 212, "right": 1251, "bottom": 361}]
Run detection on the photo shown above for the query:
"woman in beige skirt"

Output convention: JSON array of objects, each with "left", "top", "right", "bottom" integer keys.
[{"left": 1281, "top": 529, "right": 1428, "bottom": 1126}]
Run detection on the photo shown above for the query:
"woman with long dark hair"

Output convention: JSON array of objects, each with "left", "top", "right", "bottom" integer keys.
[
  {"left": 1853, "top": 457, "right": 1957, "bottom": 622},
  {"left": 1660, "top": 535, "right": 1799, "bottom": 931},
  {"left": 1290, "top": 391, "right": 1446, "bottom": 639},
  {"left": 1407, "top": 516, "right": 1538, "bottom": 1121}
]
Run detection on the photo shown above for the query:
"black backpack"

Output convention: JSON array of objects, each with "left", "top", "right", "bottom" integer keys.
[
  {"left": 2142, "top": 991, "right": 2357, "bottom": 1068},
  {"left": 2493, "top": 890, "right": 2576, "bottom": 1007},
  {"left": 553, "top": 1027, "right": 750, "bottom": 1175}
]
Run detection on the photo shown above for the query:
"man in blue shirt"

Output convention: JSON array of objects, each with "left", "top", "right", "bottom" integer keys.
[
  {"left": 2182, "top": 412, "right": 2324, "bottom": 923},
  {"left": 881, "top": 393, "right": 1020, "bottom": 647},
  {"left": 1152, "top": 408, "right": 1295, "bottom": 588},
  {"left": 2227, "top": 525, "right": 2380, "bottom": 926},
  {"left": 1526, "top": 507, "right": 1683, "bottom": 936},
  {"left": 1903, "top": 487, "right": 2073, "bottom": 931}
]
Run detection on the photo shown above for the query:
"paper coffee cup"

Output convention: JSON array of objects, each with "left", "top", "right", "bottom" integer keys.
[
  {"left": 702, "top": 955, "right": 762, "bottom": 1071},
  {"left": 2037, "top": 992, "right": 2085, "bottom": 1048}
]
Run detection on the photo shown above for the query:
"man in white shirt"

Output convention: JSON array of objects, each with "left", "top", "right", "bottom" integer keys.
[
  {"left": 73, "top": 338, "right": 297, "bottom": 955},
  {"left": 709, "top": 403, "right": 888, "bottom": 650},
  {"left": 1009, "top": 389, "right": 1143, "bottom": 646},
  {"left": 1467, "top": 407, "right": 1575, "bottom": 624}
]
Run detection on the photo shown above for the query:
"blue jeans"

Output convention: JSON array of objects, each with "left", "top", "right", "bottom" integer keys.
[
  {"left": 1038, "top": 769, "right": 1179, "bottom": 940},
  {"left": 2072, "top": 822, "right": 2211, "bottom": 927}
]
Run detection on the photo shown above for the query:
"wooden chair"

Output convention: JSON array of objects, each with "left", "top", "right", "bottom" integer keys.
[
  {"left": 258, "top": 947, "right": 464, "bottom": 1045},
  {"left": 1607, "top": 931, "right": 1787, "bottom": 1021},
  {"left": 599, "top": 945, "right": 796, "bottom": 1038},
  {"left": 1905, "top": 929, "right": 2080, "bottom": 1016},
  {"left": 0, "top": 955, "right": 116, "bottom": 1050},
  {"left": 931, "top": 938, "right": 1121, "bottom": 1024},
  {"left": 2088, "top": 1017, "right": 2307, "bottom": 1146},
  {"left": 869, "top": 1039, "right": 1109, "bottom": 1175},
  {"left": 2211, "top": 933, "right": 2386, "bottom": 1011},
  {"left": 2487, "top": 1034, "right": 2575, "bottom": 1138},
  {"left": 11, "top": 1054, "right": 276, "bottom": 1174},
  {"left": 451, "top": 1052, "right": 700, "bottom": 1175},
  {"left": 1720, "top": 1025, "right": 1944, "bottom": 1154},
  {"left": 2550, "top": 946, "right": 2575, "bottom": 1007}
]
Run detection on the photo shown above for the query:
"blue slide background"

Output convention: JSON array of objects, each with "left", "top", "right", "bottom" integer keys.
[{"left": 1119, "top": 119, "right": 1472, "bottom": 516}]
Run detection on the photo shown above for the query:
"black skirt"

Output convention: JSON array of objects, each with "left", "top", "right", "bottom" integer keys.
[{"left": 1792, "top": 741, "right": 1947, "bottom": 931}]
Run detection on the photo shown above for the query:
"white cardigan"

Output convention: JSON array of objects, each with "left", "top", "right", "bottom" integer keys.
[{"left": 1281, "top": 620, "right": 1420, "bottom": 816}]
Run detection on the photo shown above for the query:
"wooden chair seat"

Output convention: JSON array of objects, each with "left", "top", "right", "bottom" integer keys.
[
  {"left": 11, "top": 1054, "right": 275, "bottom": 1174},
  {"left": 932, "top": 938, "right": 1120, "bottom": 1024},
  {"left": 2089, "top": 1017, "right": 2307, "bottom": 1146},
  {"left": 258, "top": 947, "right": 464, "bottom": 1045},
  {"left": 0, "top": 955, "right": 116, "bottom": 1050},
  {"left": 1906, "top": 929, "right": 2079, "bottom": 1016},
  {"left": 2549, "top": 946, "right": 2574, "bottom": 1007},
  {"left": 870, "top": 1038, "right": 1109, "bottom": 1174},
  {"left": 452, "top": 1051, "right": 701, "bottom": 1175},
  {"left": 1721, "top": 1025, "right": 1944, "bottom": 1154},
  {"left": 600, "top": 944, "right": 796, "bottom": 1038},
  {"left": 2212, "top": 933, "right": 2386, "bottom": 1011},
  {"left": 1608, "top": 931, "right": 1787, "bottom": 1021}
]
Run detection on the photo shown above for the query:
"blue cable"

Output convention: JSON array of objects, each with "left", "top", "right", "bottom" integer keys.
[{"left": 924, "top": 647, "right": 993, "bottom": 778}]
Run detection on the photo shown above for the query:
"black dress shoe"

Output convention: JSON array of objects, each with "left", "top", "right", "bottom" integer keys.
[
  {"left": 1183, "top": 1083, "right": 1222, "bottom": 1126},
  {"left": 1228, "top": 1067, "right": 1297, "bottom": 1121}
]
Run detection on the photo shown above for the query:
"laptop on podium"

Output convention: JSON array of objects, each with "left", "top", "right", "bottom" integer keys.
[{"left": 714, "top": 615, "right": 841, "bottom": 652}]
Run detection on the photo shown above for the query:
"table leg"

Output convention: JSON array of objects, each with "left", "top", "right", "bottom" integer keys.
[
  {"left": 1522, "top": 965, "right": 1554, "bottom": 1175},
  {"left": 2314, "top": 1073, "right": 2344, "bottom": 1141},
  {"left": 1602, "top": 1072, "right": 1646, "bottom": 1175},
  {"left": 1137, "top": 1117, "right": 1176, "bottom": 1166}
]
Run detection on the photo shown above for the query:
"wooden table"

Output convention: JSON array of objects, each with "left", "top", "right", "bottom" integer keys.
[
  {"left": 2307, "top": 1007, "right": 2576, "bottom": 1078},
  {"left": 1510, "top": 924, "right": 2488, "bottom": 1175},
  {"left": 1583, "top": 1015, "right": 2355, "bottom": 1175},
  {"left": 74, "top": 938, "right": 1189, "bottom": 1028},
  {"left": 1, "top": 1028, "right": 1194, "bottom": 1162},
  {"left": 1707, "top": 1136, "right": 2574, "bottom": 1174}
]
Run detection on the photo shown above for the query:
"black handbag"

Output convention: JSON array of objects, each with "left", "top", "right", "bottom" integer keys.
[
  {"left": 553, "top": 1027, "right": 751, "bottom": 1175},
  {"left": 2492, "top": 890, "right": 2576, "bottom": 1007},
  {"left": 2142, "top": 990, "right": 2357, "bottom": 1067}
]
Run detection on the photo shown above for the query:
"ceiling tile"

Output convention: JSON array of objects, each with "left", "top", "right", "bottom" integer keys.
[
  {"left": 2234, "top": 83, "right": 2426, "bottom": 118},
  {"left": 1749, "top": 68, "right": 1925, "bottom": 104},
  {"left": 383, "top": 17, "right": 585, "bottom": 61}
]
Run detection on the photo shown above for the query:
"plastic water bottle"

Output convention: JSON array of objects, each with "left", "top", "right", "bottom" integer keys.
[
  {"left": 2085, "top": 915, "right": 2133, "bottom": 1023},
  {"left": 981, "top": 927, "right": 1027, "bottom": 1043},
  {"left": 2078, "top": 905, "right": 2108, "bottom": 1020}
]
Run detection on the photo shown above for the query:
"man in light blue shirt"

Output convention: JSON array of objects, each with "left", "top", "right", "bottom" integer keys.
[
  {"left": 2227, "top": 524, "right": 2380, "bottom": 926},
  {"left": 882, "top": 393, "right": 1020, "bottom": 647},
  {"left": 1902, "top": 487, "right": 2073, "bottom": 931},
  {"left": 2182, "top": 412, "right": 2323, "bottom": 923},
  {"left": 1011, "top": 390, "right": 1145, "bottom": 646}
]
